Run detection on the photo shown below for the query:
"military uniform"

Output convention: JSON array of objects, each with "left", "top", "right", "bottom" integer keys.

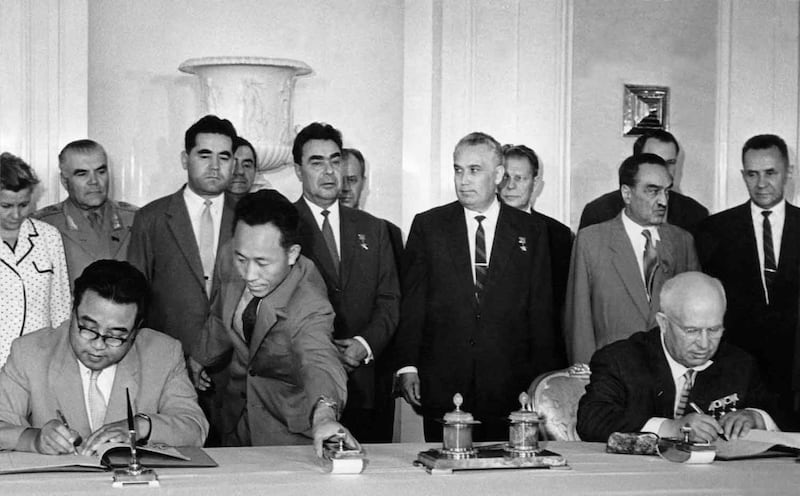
[{"left": 33, "top": 199, "right": 137, "bottom": 285}]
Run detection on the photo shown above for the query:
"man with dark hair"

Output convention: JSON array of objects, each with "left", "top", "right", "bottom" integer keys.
[
  {"left": 191, "top": 190, "right": 356, "bottom": 455},
  {"left": 0, "top": 259, "right": 208, "bottom": 454},
  {"left": 695, "top": 133, "right": 800, "bottom": 429},
  {"left": 578, "top": 130, "right": 709, "bottom": 231},
  {"left": 128, "top": 114, "right": 237, "bottom": 444},
  {"left": 292, "top": 123, "right": 400, "bottom": 443},
  {"left": 577, "top": 272, "right": 776, "bottom": 442},
  {"left": 395, "top": 131, "right": 560, "bottom": 441},
  {"left": 499, "top": 144, "right": 573, "bottom": 340},
  {"left": 34, "top": 139, "right": 138, "bottom": 285},
  {"left": 227, "top": 136, "right": 257, "bottom": 199},
  {"left": 566, "top": 153, "right": 699, "bottom": 364}
]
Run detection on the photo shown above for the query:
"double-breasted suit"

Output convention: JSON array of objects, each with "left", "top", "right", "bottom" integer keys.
[
  {"left": 565, "top": 214, "right": 699, "bottom": 364},
  {"left": 695, "top": 201, "right": 800, "bottom": 429},
  {"left": 0, "top": 323, "right": 208, "bottom": 449},
  {"left": 294, "top": 199, "right": 400, "bottom": 413},
  {"left": 195, "top": 251, "right": 346, "bottom": 446},
  {"left": 394, "top": 201, "right": 560, "bottom": 438},
  {"left": 577, "top": 328, "right": 775, "bottom": 442}
]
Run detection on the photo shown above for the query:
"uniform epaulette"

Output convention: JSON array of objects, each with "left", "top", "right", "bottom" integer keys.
[
  {"left": 115, "top": 201, "right": 139, "bottom": 211},
  {"left": 31, "top": 203, "right": 64, "bottom": 219}
]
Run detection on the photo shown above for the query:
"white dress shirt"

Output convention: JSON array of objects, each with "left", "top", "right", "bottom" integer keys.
[
  {"left": 750, "top": 200, "right": 785, "bottom": 304},
  {"left": 182, "top": 186, "right": 224, "bottom": 261},
  {"left": 77, "top": 360, "right": 117, "bottom": 430},
  {"left": 621, "top": 210, "right": 661, "bottom": 288},
  {"left": 303, "top": 197, "right": 341, "bottom": 259},
  {"left": 463, "top": 198, "right": 501, "bottom": 284}
]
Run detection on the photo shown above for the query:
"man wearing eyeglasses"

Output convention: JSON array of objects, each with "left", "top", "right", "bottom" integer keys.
[
  {"left": 0, "top": 259, "right": 208, "bottom": 454},
  {"left": 577, "top": 272, "right": 776, "bottom": 443}
]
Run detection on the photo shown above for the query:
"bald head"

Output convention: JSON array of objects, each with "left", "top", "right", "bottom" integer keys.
[{"left": 657, "top": 272, "right": 727, "bottom": 368}]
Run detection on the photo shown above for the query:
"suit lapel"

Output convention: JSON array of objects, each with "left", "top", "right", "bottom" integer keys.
[
  {"left": 224, "top": 278, "right": 251, "bottom": 358},
  {"left": 295, "top": 198, "right": 339, "bottom": 287},
  {"left": 50, "top": 332, "right": 92, "bottom": 438},
  {"left": 165, "top": 189, "right": 205, "bottom": 290},
  {"left": 645, "top": 330, "right": 677, "bottom": 417},
  {"left": 339, "top": 207, "right": 358, "bottom": 289},
  {"left": 483, "top": 205, "right": 515, "bottom": 298},
  {"left": 105, "top": 345, "right": 141, "bottom": 425},
  {"left": 13, "top": 220, "right": 38, "bottom": 266},
  {"left": 778, "top": 203, "right": 800, "bottom": 275},
  {"left": 443, "top": 204, "right": 475, "bottom": 305},
  {"left": 609, "top": 217, "right": 650, "bottom": 321},
  {"left": 736, "top": 203, "right": 765, "bottom": 301}
]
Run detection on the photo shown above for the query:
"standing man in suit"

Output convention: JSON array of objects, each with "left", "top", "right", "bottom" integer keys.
[
  {"left": 226, "top": 136, "right": 257, "bottom": 201},
  {"left": 292, "top": 124, "right": 400, "bottom": 443},
  {"left": 395, "top": 132, "right": 560, "bottom": 441},
  {"left": 566, "top": 154, "right": 699, "bottom": 365},
  {"left": 192, "top": 190, "right": 356, "bottom": 455},
  {"left": 499, "top": 144, "right": 573, "bottom": 338},
  {"left": 34, "top": 140, "right": 137, "bottom": 286},
  {"left": 0, "top": 260, "right": 208, "bottom": 454},
  {"left": 579, "top": 130, "right": 708, "bottom": 232},
  {"left": 127, "top": 114, "right": 237, "bottom": 443},
  {"left": 577, "top": 272, "right": 776, "bottom": 443},
  {"left": 695, "top": 134, "right": 800, "bottom": 429}
]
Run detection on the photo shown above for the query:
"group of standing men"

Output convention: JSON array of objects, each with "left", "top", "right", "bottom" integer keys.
[{"left": 2, "top": 111, "right": 798, "bottom": 455}]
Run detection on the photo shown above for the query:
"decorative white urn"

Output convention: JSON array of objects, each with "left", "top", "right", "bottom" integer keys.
[{"left": 179, "top": 56, "right": 312, "bottom": 172}]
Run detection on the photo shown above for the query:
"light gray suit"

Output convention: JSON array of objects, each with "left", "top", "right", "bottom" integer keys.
[
  {"left": 0, "top": 322, "right": 208, "bottom": 449},
  {"left": 565, "top": 214, "right": 699, "bottom": 364}
]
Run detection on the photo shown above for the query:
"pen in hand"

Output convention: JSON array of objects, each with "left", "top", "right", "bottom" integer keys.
[
  {"left": 55, "top": 409, "right": 81, "bottom": 455},
  {"left": 689, "top": 402, "right": 728, "bottom": 441}
]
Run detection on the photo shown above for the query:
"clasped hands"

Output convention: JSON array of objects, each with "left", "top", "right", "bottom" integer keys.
[
  {"left": 670, "top": 409, "right": 765, "bottom": 443},
  {"left": 30, "top": 417, "right": 149, "bottom": 456}
]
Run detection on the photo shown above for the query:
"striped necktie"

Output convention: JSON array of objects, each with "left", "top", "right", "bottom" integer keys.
[
  {"left": 675, "top": 369, "right": 696, "bottom": 417},
  {"left": 474, "top": 215, "right": 487, "bottom": 303},
  {"left": 762, "top": 211, "right": 776, "bottom": 304}
]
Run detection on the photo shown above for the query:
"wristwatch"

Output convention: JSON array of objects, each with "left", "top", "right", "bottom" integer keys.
[
  {"left": 135, "top": 413, "right": 152, "bottom": 444},
  {"left": 310, "top": 396, "right": 340, "bottom": 422}
]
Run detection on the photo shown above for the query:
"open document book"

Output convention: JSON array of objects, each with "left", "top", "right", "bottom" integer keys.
[
  {"left": 714, "top": 430, "right": 800, "bottom": 460},
  {"left": 0, "top": 443, "right": 216, "bottom": 474}
]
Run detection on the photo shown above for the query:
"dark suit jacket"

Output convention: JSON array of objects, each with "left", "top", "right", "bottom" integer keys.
[
  {"left": 295, "top": 199, "right": 400, "bottom": 410},
  {"left": 385, "top": 219, "right": 404, "bottom": 280},
  {"left": 566, "top": 214, "right": 699, "bottom": 363},
  {"left": 531, "top": 209, "right": 573, "bottom": 322},
  {"left": 394, "top": 201, "right": 561, "bottom": 420},
  {"left": 0, "top": 322, "right": 208, "bottom": 449},
  {"left": 127, "top": 187, "right": 235, "bottom": 352},
  {"left": 577, "top": 328, "right": 774, "bottom": 442},
  {"left": 195, "top": 253, "right": 346, "bottom": 446},
  {"left": 579, "top": 190, "right": 709, "bottom": 233},
  {"left": 695, "top": 202, "right": 800, "bottom": 412}
]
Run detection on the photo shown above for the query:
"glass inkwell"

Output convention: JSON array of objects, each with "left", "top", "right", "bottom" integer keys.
[
  {"left": 441, "top": 393, "right": 480, "bottom": 458},
  {"left": 506, "top": 392, "right": 542, "bottom": 457}
]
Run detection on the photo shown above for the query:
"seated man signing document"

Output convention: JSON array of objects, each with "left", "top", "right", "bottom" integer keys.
[
  {"left": 0, "top": 260, "right": 208, "bottom": 454},
  {"left": 577, "top": 272, "right": 777, "bottom": 443}
]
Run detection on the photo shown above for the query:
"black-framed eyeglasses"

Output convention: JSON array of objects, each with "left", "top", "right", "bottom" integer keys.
[
  {"left": 77, "top": 325, "right": 132, "bottom": 348},
  {"left": 661, "top": 313, "right": 724, "bottom": 339}
]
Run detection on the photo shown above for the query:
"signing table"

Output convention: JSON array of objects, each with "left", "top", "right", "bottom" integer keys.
[{"left": 0, "top": 442, "right": 798, "bottom": 495}]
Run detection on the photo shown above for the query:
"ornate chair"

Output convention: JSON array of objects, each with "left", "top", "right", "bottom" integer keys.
[{"left": 528, "top": 366, "right": 591, "bottom": 441}]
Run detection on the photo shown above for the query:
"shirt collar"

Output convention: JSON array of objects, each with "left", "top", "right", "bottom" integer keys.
[
  {"left": 182, "top": 184, "right": 224, "bottom": 211},
  {"left": 750, "top": 199, "right": 786, "bottom": 219},
  {"left": 462, "top": 197, "right": 500, "bottom": 222},
  {"left": 304, "top": 196, "right": 340, "bottom": 218},
  {"left": 75, "top": 359, "right": 118, "bottom": 378},
  {"left": 621, "top": 209, "right": 661, "bottom": 242}
]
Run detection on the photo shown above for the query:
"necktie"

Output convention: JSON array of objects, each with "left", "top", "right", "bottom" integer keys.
[
  {"left": 474, "top": 215, "right": 487, "bottom": 303},
  {"left": 762, "top": 210, "right": 776, "bottom": 304},
  {"left": 642, "top": 229, "right": 659, "bottom": 298},
  {"left": 242, "top": 296, "right": 263, "bottom": 345},
  {"left": 88, "top": 370, "right": 106, "bottom": 431},
  {"left": 199, "top": 200, "right": 215, "bottom": 295},
  {"left": 675, "top": 369, "right": 696, "bottom": 417},
  {"left": 88, "top": 211, "right": 102, "bottom": 233},
  {"left": 321, "top": 210, "right": 340, "bottom": 275}
]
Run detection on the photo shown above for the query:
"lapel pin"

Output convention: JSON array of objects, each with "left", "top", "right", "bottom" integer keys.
[
  {"left": 518, "top": 236, "right": 527, "bottom": 252},
  {"left": 358, "top": 234, "right": 369, "bottom": 250},
  {"left": 112, "top": 212, "right": 122, "bottom": 231}
]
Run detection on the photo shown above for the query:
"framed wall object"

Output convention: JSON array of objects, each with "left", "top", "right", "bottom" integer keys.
[{"left": 623, "top": 85, "right": 670, "bottom": 136}]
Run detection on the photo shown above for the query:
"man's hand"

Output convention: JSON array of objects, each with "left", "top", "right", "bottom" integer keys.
[
  {"left": 399, "top": 372, "right": 421, "bottom": 407},
  {"left": 567, "top": 362, "right": 591, "bottom": 377},
  {"left": 188, "top": 356, "right": 212, "bottom": 391},
  {"left": 80, "top": 418, "right": 147, "bottom": 456},
  {"left": 334, "top": 338, "right": 367, "bottom": 373},
  {"left": 669, "top": 413, "right": 724, "bottom": 442},
  {"left": 720, "top": 410, "right": 765, "bottom": 440},
  {"left": 312, "top": 421, "right": 361, "bottom": 458},
  {"left": 33, "top": 420, "right": 80, "bottom": 455}
]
